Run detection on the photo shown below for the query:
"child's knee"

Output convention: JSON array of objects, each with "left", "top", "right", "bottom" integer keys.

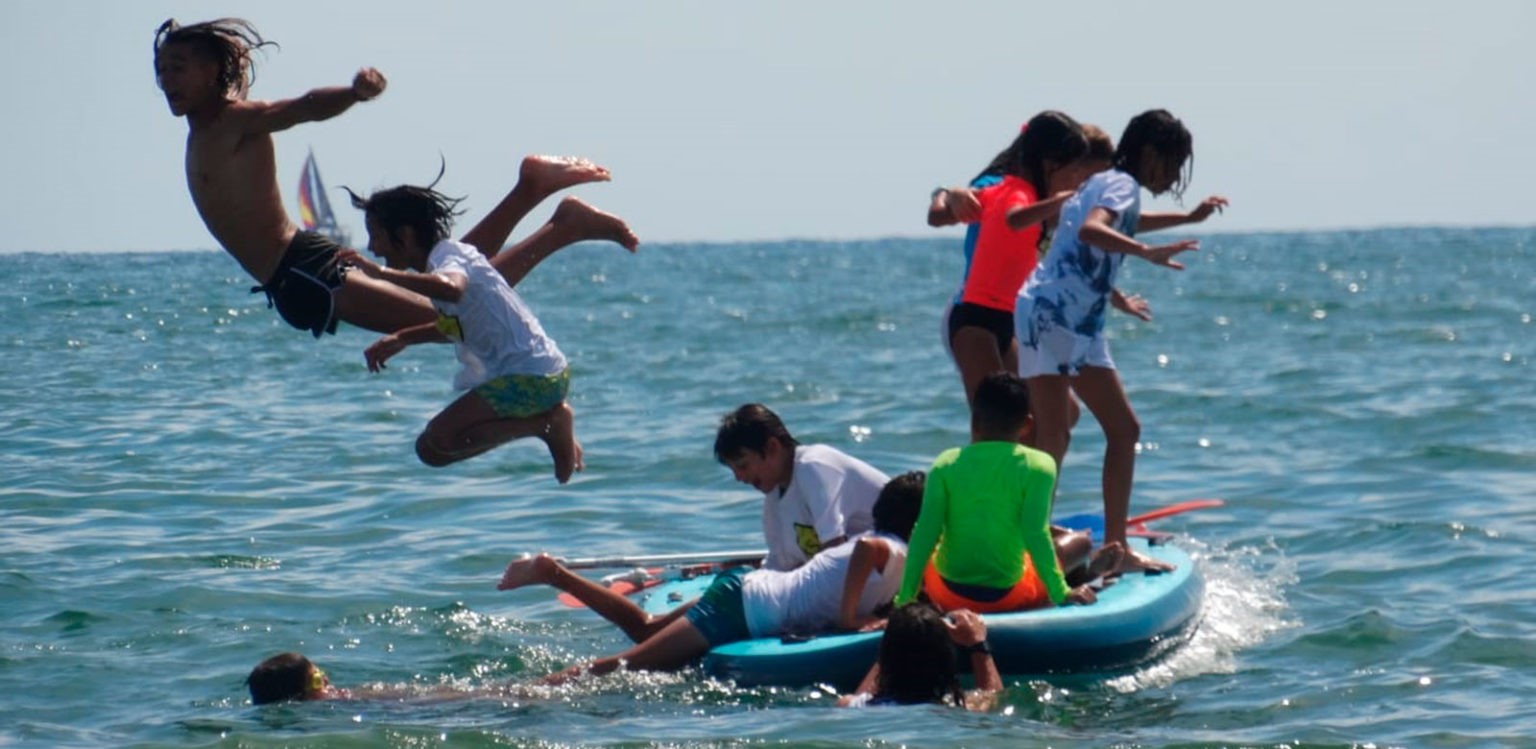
[
  {"left": 1105, "top": 414, "right": 1141, "bottom": 445},
  {"left": 415, "top": 433, "right": 454, "bottom": 467}
]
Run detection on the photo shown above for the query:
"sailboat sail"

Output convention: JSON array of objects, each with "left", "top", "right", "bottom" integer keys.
[{"left": 297, "top": 150, "right": 350, "bottom": 247}]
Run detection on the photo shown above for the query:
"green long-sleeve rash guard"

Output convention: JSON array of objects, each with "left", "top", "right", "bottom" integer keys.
[{"left": 895, "top": 441, "right": 1070, "bottom": 606}]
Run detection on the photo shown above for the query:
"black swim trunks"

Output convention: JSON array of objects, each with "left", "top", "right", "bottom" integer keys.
[
  {"left": 947, "top": 302, "right": 1015, "bottom": 357},
  {"left": 251, "top": 231, "right": 349, "bottom": 338}
]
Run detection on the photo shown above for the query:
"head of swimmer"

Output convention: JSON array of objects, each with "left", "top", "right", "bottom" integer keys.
[
  {"left": 875, "top": 601, "right": 966, "bottom": 705},
  {"left": 1114, "top": 109, "right": 1195, "bottom": 199},
  {"left": 346, "top": 174, "right": 465, "bottom": 271},
  {"left": 247, "top": 652, "right": 341, "bottom": 705}
]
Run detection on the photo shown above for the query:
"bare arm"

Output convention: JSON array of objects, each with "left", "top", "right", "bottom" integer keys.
[
  {"left": 364, "top": 321, "right": 446, "bottom": 373},
  {"left": 1137, "top": 195, "right": 1229, "bottom": 233},
  {"left": 836, "top": 662, "right": 881, "bottom": 707},
  {"left": 837, "top": 538, "right": 891, "bottom": 630},
  {"left": 242, "top": 68, "right": 386, "bottom": 134},
  {"left": 946, "top": 609, "right": 1002, "bottom": 703},
  {"left": 928, "top": 187, "right": 981, "bottom": 227},
  {"left": 1003, "top": 191, "right": 1072, "bottom": 231},
  {"left": 338, "top": 249, "right": 467, "bottom": 303},
  {"left": 1078, "top": 207, "right": 1199, "bottom": 269}
]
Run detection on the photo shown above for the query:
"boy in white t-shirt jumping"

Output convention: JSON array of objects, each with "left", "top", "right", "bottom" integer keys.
[
  {"left": 713, "top": 404, "right": 891, "bottom": 571},
  {"left": 339, "top": 173, "right": 638, "bottom": 483}
]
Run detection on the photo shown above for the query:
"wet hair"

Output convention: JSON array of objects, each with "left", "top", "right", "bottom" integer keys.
[
  {"left": 875, "top": 602, "right": 965, "bottom": 705},
  {"left": 1113, "top": 109, "right": 1194, "bottom": 200},
  {"left": 247, "top": 652, "right": 314, "bottom": 705},
  {"left": 973, "top": 111, "right": 1089, "bottom": 195},
  {"left": 153, "top": 18, "right": 275, "bottom": 100},
  {"left": 713, "top": 404, "right": 799, "bottom": 463},
  {"left": 972, "top": 371, "right": 1031, "bottom": 437},
  {"left": 344, "top": 162, "right": 465, "bottom": 252},
  {"left": 871, "top": 471, "right": 924, "bottom": 542},
  {"left": 1082, "top": 123, "right": 1115, "bottom": 163}
]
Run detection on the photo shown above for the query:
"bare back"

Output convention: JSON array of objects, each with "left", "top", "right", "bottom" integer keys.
[{"left": 185, "top": 100, "right": 297, "bottom": 283}]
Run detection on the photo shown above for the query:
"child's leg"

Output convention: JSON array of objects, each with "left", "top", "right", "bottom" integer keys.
[
  {"left": 458, "top": 155, "right": 612, "bottom": 259},
  {"left": 951, "top": 327, "right": 1007, "bottom": 404},
  {"left": 541, "top": 616, "right": 712, "bottom": 685},
  {"left": 1025, "top": 375, "right": 1075, "bottom": 471},
  {"left": 490, "top": 197, "right": 639, "bottom": 289},
  {"left": 1070, "top": 366, "right": 1173, "bottom": 573},
  {"left": 497, "top": 554, "right": 691, "bottom": 643},
  {"left": 416, "top": 394, "right": 583, "bottom": 483}
]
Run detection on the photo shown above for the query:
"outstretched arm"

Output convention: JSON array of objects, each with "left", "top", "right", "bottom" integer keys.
[
  {"left": 1079, "top": 207, "right": 1199, "bottom": 270},
  {"left": 364, "top": 322, "right": 445, "bottom": 372},
  {"left": 1004, "top": 191, "right": 1073, "bottom": 231},
  {"left": 1137, "top": 195, "right": 1228, "bottom": 233},
  {"left": 337, "top": 249, "right": 467, "bottom": 303},
  {"left": 928, "top": 187, "right": 982, "bottom": 227},
  {"left": 240, "top": 68, "right": 386, "bottom": 134}
]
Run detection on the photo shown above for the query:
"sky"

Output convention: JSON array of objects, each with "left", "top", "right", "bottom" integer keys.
[{"left": 1, "top": 1, "right": 1532, "bottom": 253}]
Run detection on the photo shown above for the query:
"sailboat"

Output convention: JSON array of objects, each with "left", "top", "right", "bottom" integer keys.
[{"left": 296, "top": 149, "right": 351, "bottom": 248}]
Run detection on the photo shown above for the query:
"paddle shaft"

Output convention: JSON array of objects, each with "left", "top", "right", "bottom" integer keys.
[{"left": 553, "top": 549, "right": 767, "bottom": 570}]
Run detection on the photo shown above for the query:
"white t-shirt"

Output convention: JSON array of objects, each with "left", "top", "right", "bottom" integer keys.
[
  {"left": 762, "top": 444, "right": 888, "bottom": 571},
  {"left": 742, "top": 532, "right": 908, "bottom": 639},
  {"left": 426, "top": 240, "right": 567, "bottom": 390}
]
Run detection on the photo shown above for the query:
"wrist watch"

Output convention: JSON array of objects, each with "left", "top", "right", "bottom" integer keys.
[{"left": 962, "top": 640, "right": 992, "bottom": 656}]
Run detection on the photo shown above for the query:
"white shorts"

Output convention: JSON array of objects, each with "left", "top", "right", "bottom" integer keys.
[{"left": 1015, "top": 300, "right": 1115, "bottom": 378}]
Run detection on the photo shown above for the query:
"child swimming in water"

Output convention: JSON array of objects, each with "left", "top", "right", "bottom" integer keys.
[
  {"left": 153, "top": 18, "right": 619, "bottom": 339},
  {"left": 1014, "top": 109, "right": 1228, "bottom": 573},
  {"left": 339, "top": 170, "right": 637, "bottom": 481}
]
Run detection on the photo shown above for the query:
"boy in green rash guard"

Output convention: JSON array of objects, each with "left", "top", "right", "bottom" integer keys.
[{"left": 896, "top": 372, "right": 1119, "bottom": 612}]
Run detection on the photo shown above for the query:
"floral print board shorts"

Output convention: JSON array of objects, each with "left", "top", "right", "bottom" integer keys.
[{"left": 472, "top": 368, "right": 570, "bottom": 418}]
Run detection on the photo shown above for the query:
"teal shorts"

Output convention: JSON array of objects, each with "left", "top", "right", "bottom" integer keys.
[
  {"left": 472, "top": 368, "right": 570, "bottom": 419},
  {"left": 684, "top": 566, "right": 753, "bottom": 647}
]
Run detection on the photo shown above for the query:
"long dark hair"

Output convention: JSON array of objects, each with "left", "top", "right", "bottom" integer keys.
[
  {"left": 973, "top": 111, "right": 1089, "bottom": 195},
  {"left": 153, "top": 18, "right": 275, "bottom": 100},
  {"left": 1112, "top": 109, "right": 1194, "bottom": 200},
  {"left": 875, "top": 602, "right": 965, "bottom": 705},
  {"left": 344, "top": 160, "right": 465, "bottom": 251}
]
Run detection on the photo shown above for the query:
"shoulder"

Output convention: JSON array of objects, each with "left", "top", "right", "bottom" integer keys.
[
  {"left": 428, "top": 239, "right": 476, "bottom": 271},
  {"left": 798, "top": 444, "right": 859, "bottom": 469},
  {"left": 1097, "top": 170, "right": 1141, "bottom": 199},
  {"left": 1015, "top": 444, "right": 1058, "bottom": 475},
  {"left": 969, "top": 174, "right": 1003, "bottom": 190},
  {"left": 930, "top": 446, "right": 963, "bottom": 469}
]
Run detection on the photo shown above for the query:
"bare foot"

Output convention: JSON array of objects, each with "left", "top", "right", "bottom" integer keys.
[
  {"left": 520, "top": 155, "right": 611, "bottom": 197},
  {"left": 542, "top": 402, "right": 584, "bottom": 484},
  {"left": 498, "top": 553, "right": 558, "bottom": 591},
  {"left": 1087, "top": 541, "right": 1125, "bottom": 578},
  {"left": 1112, "top": 547, "right": 1176, "bottom": 577},
  {"left": 551, "top": 197, "right": 640, "bottom": 252}
]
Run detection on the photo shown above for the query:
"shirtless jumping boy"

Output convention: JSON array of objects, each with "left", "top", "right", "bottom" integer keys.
[{"left": 153, "top": 18, "right": 634, "bottom": 338}]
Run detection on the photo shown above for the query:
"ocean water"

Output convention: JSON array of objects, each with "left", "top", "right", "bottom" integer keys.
[{"left": 2, "top": 227, "right": 1534, "bottom": 749}]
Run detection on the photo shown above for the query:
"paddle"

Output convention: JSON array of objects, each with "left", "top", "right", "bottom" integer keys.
[
  {"left": 1055, "top": 498, "right": 1224, "bottom": 541},
  {"left": 550, "top": 549, "right": 767, "bottom": 570},
  {"left": 554, "top": 563, "right": 723, "bottom": 608}
]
